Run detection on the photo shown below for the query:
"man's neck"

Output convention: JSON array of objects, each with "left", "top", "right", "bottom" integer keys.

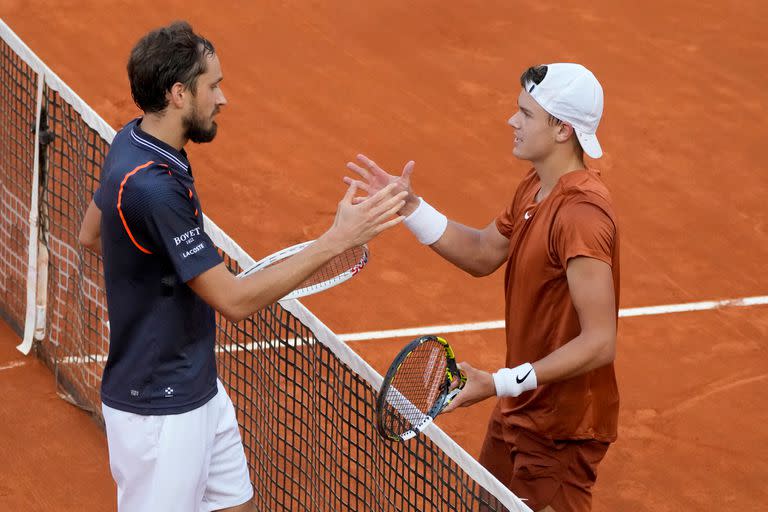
[
  {"left": 139, "top": 113, "right": 187, "bottom": 151},
  {"left": 532, "top": 151, "right": 586, "bottom": 202}
]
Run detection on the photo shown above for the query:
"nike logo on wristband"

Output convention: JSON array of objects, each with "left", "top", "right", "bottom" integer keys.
[{"left": 516, "top": 368, "right": 533, "bottom": 384}]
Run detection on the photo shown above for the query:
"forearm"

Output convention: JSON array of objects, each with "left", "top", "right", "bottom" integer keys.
[
  {"left": 403, "top": 196, "right": 507, "bottom": 277},
  {"left": 430, "top": 221, "right": 503, "bottom": 277},
  {"left": 492, "top": 330, "right": 614, "bottom": 399},
  {"left": 237, "top": 238, "right": 340, "bottom": 315},
  {"left": 532, "top": 329, "right": 616, "bottom": 385},
  {"left": 205, "top": 235, "right": 345, "bottom": 321}
]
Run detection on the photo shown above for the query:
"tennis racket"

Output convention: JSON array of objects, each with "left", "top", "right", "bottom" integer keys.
[
  {"left": 376, "top": 335, "right": 466, "bottom": 441},
  {"left": 237, "top": 240, "right": 368, "bottom": 301}
]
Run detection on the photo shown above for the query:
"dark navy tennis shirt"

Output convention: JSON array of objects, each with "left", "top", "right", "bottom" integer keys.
[{"left": 94, "top": 118, "right": 222, "bottom": 415}]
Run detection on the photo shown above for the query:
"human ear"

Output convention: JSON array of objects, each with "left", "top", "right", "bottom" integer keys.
[
  {"left": 167, "top": 82, "right": 186, "bottom": 109},
  {"left": 555, "top": 122, "right": 575, "bottom": 143}
]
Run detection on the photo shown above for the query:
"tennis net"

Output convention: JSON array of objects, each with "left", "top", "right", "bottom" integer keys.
[{"left": 0, "top": 18, "right": 529, "bottom": 512}]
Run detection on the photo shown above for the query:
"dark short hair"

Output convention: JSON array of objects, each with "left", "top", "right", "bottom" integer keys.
[
  {"left": 519, "top": 65, "right": 549, "bottom": 92},
  {"left": 127, "top": 21, "right": 215, "bottom": 113}
]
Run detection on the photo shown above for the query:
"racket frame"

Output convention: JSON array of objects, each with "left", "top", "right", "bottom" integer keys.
[
  {"left": 376, "top": 335, "right": 467, "bottom": 442},
  {"left": 237, "top": 240, "right": 368, "bottom": 301}
]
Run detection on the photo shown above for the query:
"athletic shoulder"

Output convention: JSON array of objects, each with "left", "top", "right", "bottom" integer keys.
[
  {"left": 560, "top": 168, "right": 616, "bottom": 220},
  {"left": 120, "top": 164, "right": 188, "bottom": 215}
]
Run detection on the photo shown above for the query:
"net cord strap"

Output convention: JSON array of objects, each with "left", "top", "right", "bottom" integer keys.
[
  {"left": 0, "top": 17, "right": 530, "bottom": 512},
  {"left": 18, "top": 71, "right": 43, "bottom": 354}
]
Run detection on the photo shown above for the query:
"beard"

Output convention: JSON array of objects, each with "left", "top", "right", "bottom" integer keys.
[{"left": 183, "top": 103, "right": 218, "bottom": 143}]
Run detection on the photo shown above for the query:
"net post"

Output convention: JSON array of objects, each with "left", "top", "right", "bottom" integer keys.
[{"left": 17, "top": 73, "right": 44, "bottom": 354}]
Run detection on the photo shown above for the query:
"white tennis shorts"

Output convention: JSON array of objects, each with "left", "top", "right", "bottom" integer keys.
[{"left": 102, "top": 379, "right": 253, "bottom": 512}]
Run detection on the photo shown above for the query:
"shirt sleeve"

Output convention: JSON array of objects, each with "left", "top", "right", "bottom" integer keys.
[
  {"left": 123, "top": 176, "right": 222, "bottom": 282},
  {"left": 495, "top": 171, "right": 536, "bottom": 239},
  {"left": 93, "top": 186, "right": 103, "bottom": 210},
  {"left": 495, "top": 202, "right": 516, "bottom": 239},
  {"left": 551, "top": 201, "right": 615, "bottom": 270}
]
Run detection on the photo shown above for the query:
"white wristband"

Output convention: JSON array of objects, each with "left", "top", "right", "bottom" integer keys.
[
  {"left": 493, "top": 363, "right": 538, "bottom": 397},
  {"left": 403, "top": 197, "right": 448, "bottom": 245}
]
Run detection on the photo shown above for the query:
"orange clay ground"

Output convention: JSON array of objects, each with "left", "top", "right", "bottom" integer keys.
[{"left": 1, "top": 1, "right": 767, "bottom": 510}]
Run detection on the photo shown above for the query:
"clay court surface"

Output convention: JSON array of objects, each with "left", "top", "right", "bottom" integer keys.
[{"left": 1, "top": 1, "right": 767, "bottom": 510}]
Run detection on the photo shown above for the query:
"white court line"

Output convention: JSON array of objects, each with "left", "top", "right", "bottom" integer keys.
[
  {"left": 59, "top": 294, "right": 768, "bottom": 364},
  {"left": 0, "top": 360, "right": 27, "bottom": 371},
  {"left": 60, "top": 337, "right": 311, "bottom": 365},
  {"left": 337, "top": 294, "right": 768, "bottom": 342}
]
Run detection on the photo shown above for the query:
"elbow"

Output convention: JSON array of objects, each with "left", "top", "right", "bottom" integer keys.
[
  {"left": 189, "top": 266, "right": 260, "bottom": 323},
  {"left": 464, "top": 255, "right": 504, "bottom": 278},
  {"left": 466, "top": 267, "right": 489, "bottom": 278},
  {"left": 202, "top": 289, "right": 246, "bottom": 323},
  {"left": 221, "top": 312, "right": 245, "bottom": 323},
  {"left": 596, "top": 335, "right": 616, "bottom": 367},
  {"left": 601, "top": 346, "right": 616, "bottom": 367},
  {"left": 79, "top": 235, "right": 98, "bottom": 251},
  {"left": 78, "top": 229, "right": 98, "bottom": 249},
  {"left": 465, "top": 262, "right": 495, "bottom": 278},
  {"left": 217, "top": 294, "right": 263, "bottom": 323},
  {"left": 219, "top": 304, "right": 250, "bottom": 324},
  {"left": 582, "top": 329, "right": 616, "bottom": 369}
]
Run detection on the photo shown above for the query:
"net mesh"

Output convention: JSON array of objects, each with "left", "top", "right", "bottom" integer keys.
[
  {"left": 0, "top": 20, "right": 528, "bottom": 512},
  {"left": 37, "top": 86, "right": 111, "bottom": 409},
  {"left": 0, "top": 34, "right": 35, "bottom": 334}
]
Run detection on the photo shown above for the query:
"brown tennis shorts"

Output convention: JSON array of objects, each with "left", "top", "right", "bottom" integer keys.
[{"left": 479, "top": 417, "right": 610, "bottom": 512}]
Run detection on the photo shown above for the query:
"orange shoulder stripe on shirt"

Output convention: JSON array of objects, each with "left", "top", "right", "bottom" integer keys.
[{"left": 117, "top": 160, "right": 155, "bottom": 255}]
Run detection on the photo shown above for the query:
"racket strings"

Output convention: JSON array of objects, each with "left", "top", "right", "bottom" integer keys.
[
  {"left": 381, "top": 342, "right": 448, "bottom": 435},
  {"left": 299, "top": 245, "right": 365, "bottom": 287},
  {"left": 256, "top": 244, "right": 367, "bottom": 295}
]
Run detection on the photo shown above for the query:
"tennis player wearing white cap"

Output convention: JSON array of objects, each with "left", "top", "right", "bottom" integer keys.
[{"left": 346, "top": 63, "right": 620, "bottom": 511}]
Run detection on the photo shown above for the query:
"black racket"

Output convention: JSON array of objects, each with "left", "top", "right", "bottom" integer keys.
[{"left": 376, "top": 335, "right": 466, "bottom": 441}]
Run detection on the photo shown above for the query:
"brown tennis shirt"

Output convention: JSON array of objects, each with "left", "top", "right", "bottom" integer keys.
[{"left": 494, "top": 167, "right": 620, "bottom": 442}]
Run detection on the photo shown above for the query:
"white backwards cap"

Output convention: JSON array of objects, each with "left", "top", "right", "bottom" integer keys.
[{"left": 524, "top": 63, "right": 604, "bottom": 158}]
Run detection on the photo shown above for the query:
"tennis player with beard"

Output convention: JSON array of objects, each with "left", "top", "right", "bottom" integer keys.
[{"left": 78, "top": 21, "right": 405, "bottom": 512}]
